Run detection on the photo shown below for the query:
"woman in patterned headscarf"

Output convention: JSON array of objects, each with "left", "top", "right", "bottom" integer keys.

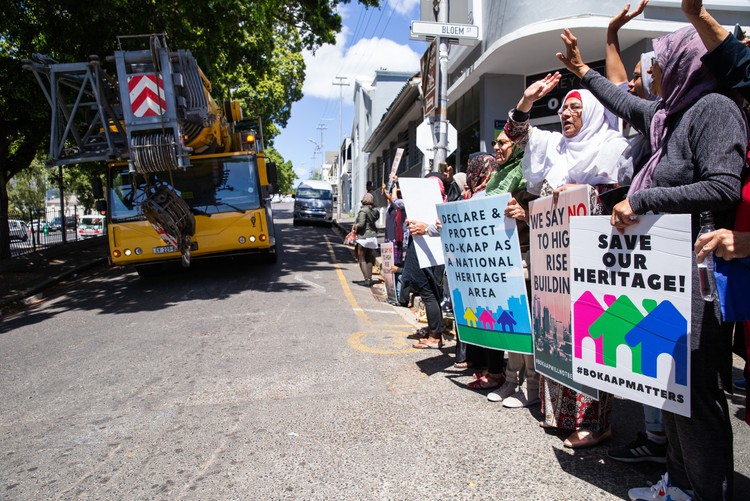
[
  {"left": 464, "top": 153, "right": 497, "bottom": 198},
  {"left": 559, "top": 25, "right": 747, "bottom": 500}
]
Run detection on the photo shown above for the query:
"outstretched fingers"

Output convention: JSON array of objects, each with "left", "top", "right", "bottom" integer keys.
[{"left": 557, "top": 28, "right": 588, "bottom": 77}]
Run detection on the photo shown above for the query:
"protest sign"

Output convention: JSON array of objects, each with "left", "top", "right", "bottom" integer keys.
[
  {"left": 570, "top": 214, "right": 692, "bottom": 417},
  {"left": 380, "top": 242, "right": 398, "bottom": 303},
  {"left": 437, "top": 194, "right": 532, "bottom": 353},
  {"left": 398, "top": 177, "right": 444, "bottom": 268},
  {"left": 528, "top": 186, "right": 598, "bottom": 398}
]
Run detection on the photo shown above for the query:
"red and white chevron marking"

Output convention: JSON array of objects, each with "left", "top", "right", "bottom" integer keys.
[{"left": 128, "top": 74, "right": 167, "bottom": 117}]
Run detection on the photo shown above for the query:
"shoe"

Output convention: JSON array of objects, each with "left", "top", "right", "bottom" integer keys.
[
  {"left": 487, "top": 381, "right": 518, "bottom": 402},
  {"left": 608, "top": 432, "right": 667, "bottom": 464},
  {"left": 733, "top": 379, "right": 746, "bottom": 391},
  {"left": 628, "top": 473, "right": 692, "bottom": 501},
  {"left": 563, "top": 428, "right": 612, "bottom": 449},
  {"left": 412, "top": 340, "right": 443, "bottom": 350},
  {"left": 502, "top": 387, "right": 540, "bottom": 408}
]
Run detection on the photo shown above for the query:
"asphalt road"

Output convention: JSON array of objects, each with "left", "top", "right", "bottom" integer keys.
[{"left": 1, "top": 203, "right": 748, "bottom": 499}]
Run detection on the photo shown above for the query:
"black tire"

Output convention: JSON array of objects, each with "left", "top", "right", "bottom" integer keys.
[
  {"left": 293, "top": 219, "right": 300, "bottom": 226},
  {"left": 263, "top": 245, "right": 278, "bottom": 264}
]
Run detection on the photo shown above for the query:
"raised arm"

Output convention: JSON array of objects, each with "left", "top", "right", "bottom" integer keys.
[
  {"left": 682, "top": 0, "right": 729, "bottom": 52},
  {"left": 606, "top": 1, "right": 649, "bottom": 84},
  {"left": 559, "top": 28, "right": 656, "bottom": 135},
  {"left": 515, "top": 72, "right": 562, "bottom": 113}
]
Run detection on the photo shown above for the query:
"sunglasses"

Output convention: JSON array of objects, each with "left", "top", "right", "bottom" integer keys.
[{"left": 491, "top": 139, "right": 513, "bottom": 147}]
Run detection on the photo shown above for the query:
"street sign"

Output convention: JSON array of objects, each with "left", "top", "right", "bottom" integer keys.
[
  {"left": 420, "top": 40, "right": 438, "bottom": 117},
  {"left": 410, "top": 21, "right": 479, "bottom": 40},
  {"left": 416, "top": 118, "right": 457, "bottom": 157}
]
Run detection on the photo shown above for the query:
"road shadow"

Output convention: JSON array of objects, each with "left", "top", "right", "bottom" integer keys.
[{"left": 1, "top": 205, "right": 359, "bottom": 332}]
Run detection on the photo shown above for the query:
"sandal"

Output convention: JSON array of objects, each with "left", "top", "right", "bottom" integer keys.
[
  {"left": 563, "top": 428, "right": 612, "bottom": 449},
  {"left": 467, "top": 374, "right": 504, "bottom": 390},
  {"left": 412, "top": 340, "right": 443, "bottom": 350},
  {"left": 454, "top": 361, "right": 473, "bottom": 369}
]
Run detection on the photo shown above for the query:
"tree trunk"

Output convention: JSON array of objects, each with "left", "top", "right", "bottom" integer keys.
[{"left": 0, "top": 136, "right": 39, "bottom": 260}]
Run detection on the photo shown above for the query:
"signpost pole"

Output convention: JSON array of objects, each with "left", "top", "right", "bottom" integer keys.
[{"left": 433, "top": 0, "right": 449, "bottom": 172}]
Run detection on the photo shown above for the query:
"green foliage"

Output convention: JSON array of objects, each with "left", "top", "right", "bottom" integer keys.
[
  {"left": 310, "top": 171, "right": 324, "bottom": 181},
  {"left": 0, "top": 0, "right": 381, "bottom": 258},
  {"left": 264, "top": 146, "right": 297, "bottom": 195},
  {"left": 7, "top": 159, "right": 47, "bottom": 218},
  {"left": 61, "top": 164, "right": 105, "bottom": 214}
]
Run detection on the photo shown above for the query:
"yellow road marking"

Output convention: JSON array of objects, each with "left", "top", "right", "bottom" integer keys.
[
  {"left": 324, "top": 234, "right": 418, "bottom": 353},
  {"left": 348, "top": 329, "right": 419, "bottom": 354}
]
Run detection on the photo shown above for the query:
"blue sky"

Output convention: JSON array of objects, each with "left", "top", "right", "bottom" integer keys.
[{"left": 273, "top": 0, "right": 425, "bottom": 185}]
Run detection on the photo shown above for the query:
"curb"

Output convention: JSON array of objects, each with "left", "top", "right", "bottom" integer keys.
[
  {"left": 0, "top": 257, "right": 107, "bottom": 312},
  {"left": 0, "top": 239, "right": 108, "bottom": 312}
]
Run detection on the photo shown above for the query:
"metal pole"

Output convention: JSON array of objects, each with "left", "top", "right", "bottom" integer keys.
[
  {"left": 433, "top": 0, "right": 449, "bottom": 170},
  {"left": 332, "top": 76, "right": 350, "bottom": 220}
]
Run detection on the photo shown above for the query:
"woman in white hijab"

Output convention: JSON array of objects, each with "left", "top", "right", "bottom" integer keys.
[
  {"left": 508, "top": 80, "right": 633, "bottom": 196},
  {"left": 504, "top": 74, "right": 633, "bottom": 448}
]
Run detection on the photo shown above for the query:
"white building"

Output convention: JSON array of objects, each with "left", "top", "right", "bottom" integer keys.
[
  {"left": 360, "top": 0, "right": 750, "bottom": 183},
  {"left": 349, "top": 70, "right": 417, "bottom": 214}
]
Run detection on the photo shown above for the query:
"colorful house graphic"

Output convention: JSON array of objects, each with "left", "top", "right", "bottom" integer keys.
[
  {"left": 587, "top": 294, "right": 644, "bottom": 373},
  {"left": 464, "top": 307, "right": 478, "bottom": 328},
  {"left": 573, "top": 292, "right": 688, "bottom": 386},
  {"left": 497, "top": 310, "right": 517, "bottom": 332},
  {"left": 479, "top": 309, "right": 496, "bottom": 330},
  {"left": 625, "top": 300, "right": 688, "bottom": 385}
]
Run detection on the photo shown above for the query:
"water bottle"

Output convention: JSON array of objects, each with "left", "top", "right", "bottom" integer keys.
[{"left": 697, "top": 211, "right": 717, "bottom": 302}]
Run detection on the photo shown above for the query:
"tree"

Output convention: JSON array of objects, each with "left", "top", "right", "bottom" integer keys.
[
  {"left": 7, "top": 159, "right": 47, "bottom": 220},
  {"left": 0, "top": 0, "right": 381, "bottom": 258},
  {"left": 264, "top": 146, "right": 297, "bottom": 195}
]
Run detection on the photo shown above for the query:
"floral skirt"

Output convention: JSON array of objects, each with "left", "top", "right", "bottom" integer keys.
[{"left": 540, "top": 376, "right": 612, "bottom": 432}]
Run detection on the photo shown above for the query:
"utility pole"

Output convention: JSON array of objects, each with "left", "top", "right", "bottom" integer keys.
[
  {"left": 316, "top": 122, "right": 328, "bottom": 177},
  {"left": 332, "top": 76, "right": 350, "bottom": 220},
  {"left": 433, "top": 0, "right": 449, "bottom": 169}
]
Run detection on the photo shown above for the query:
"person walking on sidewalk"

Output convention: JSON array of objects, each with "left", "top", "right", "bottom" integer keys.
[{"left": 354, "top": 193, "right": 379, "bottom": 287}]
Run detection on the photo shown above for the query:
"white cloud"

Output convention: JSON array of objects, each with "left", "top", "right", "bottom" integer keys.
[
  {"left": 301, "top": 28, "right": 420, "bottom": 103},
  {"left": 388, "top": 0, "right": 420, "bottom": 16}
]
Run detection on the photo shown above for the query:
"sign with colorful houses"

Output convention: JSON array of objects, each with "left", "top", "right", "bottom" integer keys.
[
  {"left": 569, "top": 214, "right": 692, "bottom": 417},
  {"left": 528, "top": 186, "right": 598, "bottom": 398},
  {"left": 436, "top": 194, "right": 533, "bottom": 354}
]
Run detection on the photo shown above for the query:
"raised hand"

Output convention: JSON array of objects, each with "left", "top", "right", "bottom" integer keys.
[
  {"left": 609, "top": 1, "right": 648, "bottom": 32},
  {"left": 528, "top": 72, "right": 562, "bottom": 101},
  {"left": 556, "top": 28, "right": 590, "bottom": 79}
]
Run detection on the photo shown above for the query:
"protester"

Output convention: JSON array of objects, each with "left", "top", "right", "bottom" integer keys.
[
  {"left": 403, "top": 173, "right": 449, "bottom": 349},
  {"left": 682, "top": 0, "right": 750, "bottom": 429},
  {"left": 353, "top": 193, "right": 379, "bottom": 287},
  {"left": 484, "top": 131, "right": 541, "bottom": 408},
  {"left": 681, "top": 0, "right": 750, "bottom": 101},
  {"left": 602, "top": 1, "right": 668, "bottom": 464},
  {"left": 558, "top": 24, "right": 747, "bottom": 500},
  {"left": 504, "top": 76, "right": 633, "bottom": 446},
  {"left": 460, "top": 153, "right": 508, "bottom": 390},
  {"left": 383, "top": 179, "right": 406, "bottom": 269}
]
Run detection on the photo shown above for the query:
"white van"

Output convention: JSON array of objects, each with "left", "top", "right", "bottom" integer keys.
[
  {"left": 77, "top": 215, "right": 106, "bottom": 239},
  {"left": 293, "top": 180, "right": 333, "bottom": 226}
]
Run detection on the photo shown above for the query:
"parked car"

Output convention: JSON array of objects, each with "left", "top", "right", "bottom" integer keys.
[
  {"left": 49, "top": 216, "right": 77, "bottom": 232},
  {"left": 8, "top": 219, "right": 30, "bottom": 242}
]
